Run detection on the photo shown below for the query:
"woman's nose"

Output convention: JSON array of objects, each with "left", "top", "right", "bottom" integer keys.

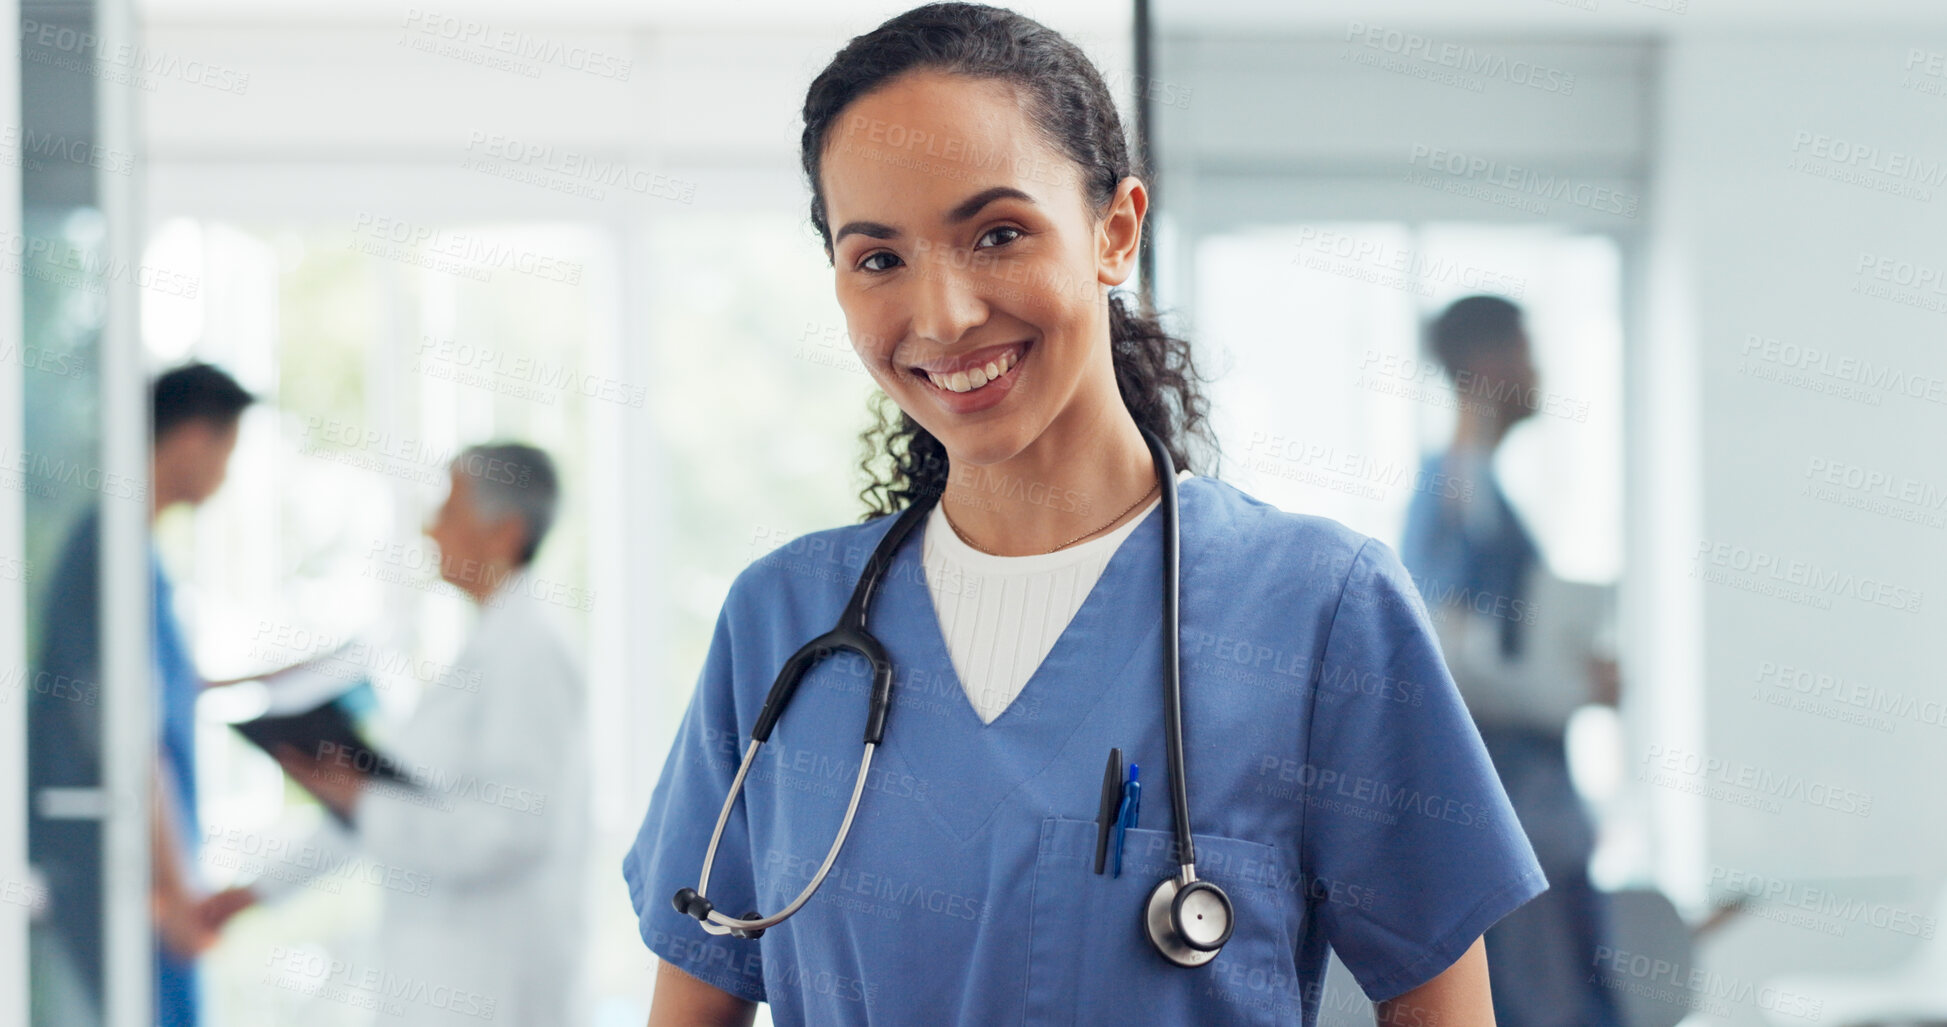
[{"left": 908, "top": 239, "right": 991, "bottom": 346}]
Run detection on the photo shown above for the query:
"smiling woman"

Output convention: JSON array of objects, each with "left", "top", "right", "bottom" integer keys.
[
  {"left": 802, "top": 33, "right": 1215, "bottom": 532},
  {"left": 823, "top": 74, "right": 1155, "bottom": 515},
  {"left": 622, "top": 5, "right": 1543, "bottom": 1026}
]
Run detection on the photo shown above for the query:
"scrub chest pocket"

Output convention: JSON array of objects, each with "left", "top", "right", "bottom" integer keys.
[{"left": 1024, "top": 818, "right": 1304, "bottom": 1026}]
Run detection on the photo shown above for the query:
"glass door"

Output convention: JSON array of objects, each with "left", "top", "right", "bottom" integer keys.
[{"left": 19, "top": 0, "right": 149, "bottom": 1023}]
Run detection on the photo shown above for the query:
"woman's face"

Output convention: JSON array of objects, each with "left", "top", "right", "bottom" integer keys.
[{"left": 820, "top": 71, "right": 1144, "bottom": 467}]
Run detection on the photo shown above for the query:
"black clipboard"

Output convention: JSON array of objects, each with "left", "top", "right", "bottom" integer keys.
[{"left": 228, "top": 676, "right": 415, "bottom": 826}]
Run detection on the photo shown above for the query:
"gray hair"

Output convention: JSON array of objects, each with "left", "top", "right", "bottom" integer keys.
[{"left": 451, "top": 442, "right": 559, "bottom": 566}]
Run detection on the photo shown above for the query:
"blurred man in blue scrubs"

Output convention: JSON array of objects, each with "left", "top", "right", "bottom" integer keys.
[
  {"left": 1401, "top": 296, "right": 1623, "bottom": 1027},
  {"left": 32, "top": 361, "right": 256, "bottom": 1027},
  {"left": 146, "top": 363, "right": 259, "bottom": 1026}
]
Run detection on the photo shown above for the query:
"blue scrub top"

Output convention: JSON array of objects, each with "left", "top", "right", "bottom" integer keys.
[
  {"left": 624, "top": 476, "right": 1545, "bottom": 1026},
  {"left": 153, "top": 555, "right": 201, "bottom": 843},
  {"left": 153, "top": 554, "right": 205, "bottom": 1027},
  {"left": 1399, "top": 450, "right": 1539, "bottom": 658}
]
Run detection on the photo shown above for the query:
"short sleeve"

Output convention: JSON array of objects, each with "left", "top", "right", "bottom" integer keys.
[
  {"left": 1301, "top": 538, "right": 1547, "bottom": 1002},
  {"left": 621, "top": 593, "right": 768, "bottom": 1004}
]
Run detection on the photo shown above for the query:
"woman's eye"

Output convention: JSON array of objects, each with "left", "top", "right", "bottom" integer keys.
[
  {"left": 977, "top": 226, "right": 1022, "bottom": 248},
  {"left": 859, "top": 251, "right": 902, "bottom": 273}
]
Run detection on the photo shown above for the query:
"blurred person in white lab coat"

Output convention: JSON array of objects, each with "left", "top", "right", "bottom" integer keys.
[{"left": 207, "top": 441, "right": 589, "bottom": 1026}]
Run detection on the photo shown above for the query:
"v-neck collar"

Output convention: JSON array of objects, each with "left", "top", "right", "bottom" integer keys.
[{"left": 869, "top": 478, "right": 1191, "bottom": 845}]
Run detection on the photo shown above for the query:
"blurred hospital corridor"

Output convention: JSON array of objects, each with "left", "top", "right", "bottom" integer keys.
[{"left": 3, "top": 0, "right": 1946, "bottom": 1025}]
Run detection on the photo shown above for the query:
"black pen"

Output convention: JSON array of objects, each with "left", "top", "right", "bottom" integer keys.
[{"left": 1094, "top": 747, "right": 1123, "bottom": 875}]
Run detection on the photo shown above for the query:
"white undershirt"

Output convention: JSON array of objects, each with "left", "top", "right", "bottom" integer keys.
[{"left": 922, "top": 470, "right": 1193, "bottom": 724}]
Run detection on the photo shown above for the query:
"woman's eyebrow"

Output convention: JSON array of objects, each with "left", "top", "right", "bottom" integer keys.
[
  {"left": 946, "top": 185, "right": 1035, "bottom": 223},
  {"left": 832, "top": 186, "right": 1038, "bottom": 246}
]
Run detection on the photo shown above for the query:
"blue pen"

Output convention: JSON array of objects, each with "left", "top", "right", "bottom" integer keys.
[{"left": 1111, "top": 763, "right": 1141, "bottom": 878}]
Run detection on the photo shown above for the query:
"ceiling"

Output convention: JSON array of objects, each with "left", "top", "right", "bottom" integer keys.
[
  {"left": 131, "top": 0, "right": 1947, "bottom": 33},
  {"left": 1152, "top": 0, "right": 1947, "bottom": 33},
  {"left": 132, "top": 0, "right": 1123, "bottom": 29}
]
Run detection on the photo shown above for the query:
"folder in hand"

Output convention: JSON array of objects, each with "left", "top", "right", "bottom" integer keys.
[{"left": 223, "top": 655, "right": 415, "bottom": 825}]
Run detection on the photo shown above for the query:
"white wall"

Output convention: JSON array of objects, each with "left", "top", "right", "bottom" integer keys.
[
  {"left": 1651, "top": 34, "right": 1947, "bottom": 1017},
  {"left": 141, "top": 15, "right": 1136, "bottom": 203}
]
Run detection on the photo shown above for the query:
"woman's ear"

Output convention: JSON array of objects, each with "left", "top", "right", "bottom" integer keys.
[{"left": 1096, "top": 176, "right": 1148, "bottom": 287}]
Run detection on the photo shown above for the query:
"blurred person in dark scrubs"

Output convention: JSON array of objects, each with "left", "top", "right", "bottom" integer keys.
[
  {"left": 31, "top": 361, "right": 257, "bottom": 1027},
  {"left": 1401, "top": 295, "right": 1624, "bottom": 1027}
]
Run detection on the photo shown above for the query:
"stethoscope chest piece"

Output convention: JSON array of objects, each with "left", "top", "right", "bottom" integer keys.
[{"left": 1145, "top": 874, "right": 1234, "bottom": 968}]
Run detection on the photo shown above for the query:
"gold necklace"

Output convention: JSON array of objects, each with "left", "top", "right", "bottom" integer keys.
[{"left": 941, "top": 476, "right": 1160, "bottom": 556}]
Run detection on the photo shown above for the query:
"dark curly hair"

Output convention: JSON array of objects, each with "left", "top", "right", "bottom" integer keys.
[{"left": 799, "top": 2, "right": 1218, "bottom": 518}]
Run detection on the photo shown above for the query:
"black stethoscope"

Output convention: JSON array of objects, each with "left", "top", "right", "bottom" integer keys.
[{"left": 673, "top": 427, "right": 1236, "bottom": 968}]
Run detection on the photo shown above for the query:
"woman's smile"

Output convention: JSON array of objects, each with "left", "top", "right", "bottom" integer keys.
[{"left": 906, "top": 339, "right": 1032, "bottom": 414}]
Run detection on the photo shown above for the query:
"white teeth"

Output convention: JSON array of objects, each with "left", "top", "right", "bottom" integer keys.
[{"left": 926, "top": 348, "right": 1021, "bottom": 393}]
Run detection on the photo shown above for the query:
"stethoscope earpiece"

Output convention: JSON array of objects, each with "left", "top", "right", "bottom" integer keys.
[
  {"left": 672, "top": 887, "right": 708, "bottom": 919},
  {"left": 674, "top": 887, "right": 769, "bottom": 939}
]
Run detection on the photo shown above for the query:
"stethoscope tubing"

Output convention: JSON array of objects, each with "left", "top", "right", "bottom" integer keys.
[
  {"left": 682, "top": 427, "right": 1211, "bottom": 937},
  {"left": 694, "top": 738, "right": 880, "bottom": 935},
  {"left": 1146, "top": 427, "right": 1202, "bottom": 880}
]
